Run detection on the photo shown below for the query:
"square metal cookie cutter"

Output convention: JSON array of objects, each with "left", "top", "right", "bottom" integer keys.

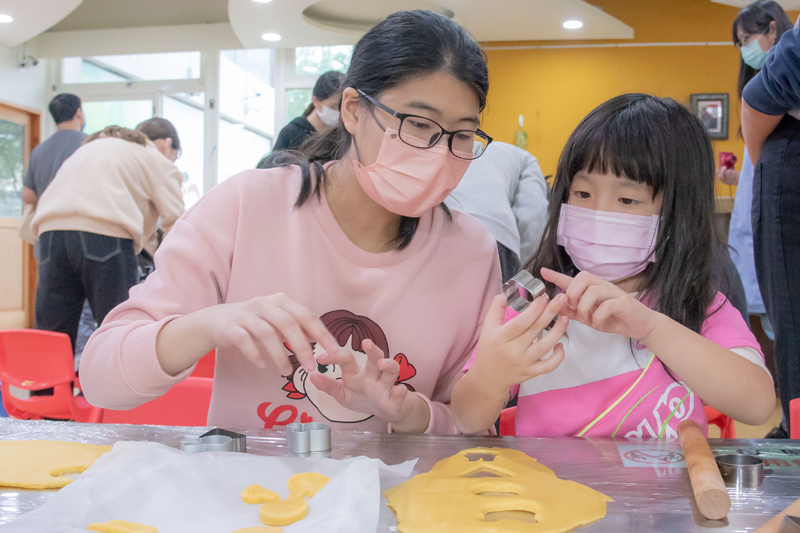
[
  {"left": 180, "top": 428, "right": 247, "bottom": 453},
  {"left": 504, "top": 269, "right": 546, "bottom": 313},
  {"left": 286, "top": 422, "right": 331, "bottom": 454}
]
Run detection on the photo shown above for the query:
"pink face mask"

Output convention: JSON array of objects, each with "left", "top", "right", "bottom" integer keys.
[
  {"left": 556, "top": 203, "right": 660, "bottom": 282},
  {"left": 353, "top": 128, "right": 472, "bottom": 218}
]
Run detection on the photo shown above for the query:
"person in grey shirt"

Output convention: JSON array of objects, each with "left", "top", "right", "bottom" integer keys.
[
  {"left": 22, "top": 93, "right": 87, "bottom": 206},
  {"left": 446, "top": 141, "right": 549, "bottom": 281}
]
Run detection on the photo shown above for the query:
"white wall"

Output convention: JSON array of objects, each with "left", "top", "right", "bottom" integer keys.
[{"left": 0, "top": 43, "right": 47, "bottom": 114}]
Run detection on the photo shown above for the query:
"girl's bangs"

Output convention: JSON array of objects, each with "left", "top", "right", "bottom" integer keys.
[{"left": 565, "top": 109, "right": 665, "bottom": 197}]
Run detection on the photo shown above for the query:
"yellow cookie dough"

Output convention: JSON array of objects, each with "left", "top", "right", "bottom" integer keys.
[
  {"left": 232, "top": 527, "right": 284, "bottom": 533},
  {"left": 384, "top": 447, "right": 612, "bottom": 533},
  {"left": 242, "top": 484, "right": 281, "bottom": 504},
  {"left": 286, "top": 472, "right": 330, "bottom": 498},
  {"left": 259, "top": 496, "right": 308, "bottom": 526},
  {"left": 0, "top": 440, "right": 112, "bottom": 489},
  {"left": 87, "top": 520, "right": 157, "bottom": 533}
]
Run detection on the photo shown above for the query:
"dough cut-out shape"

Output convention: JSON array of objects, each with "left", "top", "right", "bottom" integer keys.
[
  {"left": 242, "top": 484, "right": 281, "bottom": 504},
  {"left": 384, "top": 447, "right": 612, "bottom": 533},
  {"left": 87, "top": 519, "right": 158, "bottom": 533},
  {"left": 257, "top": 472, "right": 330, "bottom": 526},
  {"left": 231, "top": 527, "right": 284, "bottom": 533},
  {"left": 286, "top": 472, "right": 330, "bottom": 498},
  {"left": 0, "top": 440, "right": 112, "bottom": 489},
  {"left": 259, "top": 496, "right": 308, "bottom": 526}
]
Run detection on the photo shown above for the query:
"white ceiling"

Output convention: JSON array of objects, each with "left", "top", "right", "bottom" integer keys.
[
  {"left": 712, "top": 0, "right": 800, "bottom": 8},
  {"left": 0, "top": 0, "right": 83, "bottom": 47},
  {"left": 48, "top": 0, "right": 229, "bottom": 32},
  {"left": 228, "top": 0, "right": 633, "bottom": 49}
]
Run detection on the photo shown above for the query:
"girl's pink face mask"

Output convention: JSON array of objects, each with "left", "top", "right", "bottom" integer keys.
[
  {"left": 556, "top": 203, "right": 660, "bottom": 282},
  {"left": 353, "top": 128, "right": 472, "bottom": 218}
]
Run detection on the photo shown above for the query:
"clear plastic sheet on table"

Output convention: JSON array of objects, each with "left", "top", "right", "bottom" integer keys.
[{"left": 1, "top": 418, "right": 800, "bottom": 532}]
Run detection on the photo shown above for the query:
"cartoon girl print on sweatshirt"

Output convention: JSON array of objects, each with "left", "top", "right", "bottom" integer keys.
[{"left": 282, "top": 309, "right": 417, "bottom": 423}]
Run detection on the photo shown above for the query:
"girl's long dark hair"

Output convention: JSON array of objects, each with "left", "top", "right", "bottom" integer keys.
[
  {"left": 274, "top": 10, "right": 489, "bottom": 250},
  {"left": 302, "top": 70, "right": 346, "bottom": 118},
  {"left": 525, "top": 94, "right": 722, "bottom": 336},
  {"left": 733, "top": 0, "right": 793, "bottom": 99}
]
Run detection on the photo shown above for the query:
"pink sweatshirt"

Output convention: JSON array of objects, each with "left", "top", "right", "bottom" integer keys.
[{"left": 80, "top": 166, "right": 502, "bottom": 434}]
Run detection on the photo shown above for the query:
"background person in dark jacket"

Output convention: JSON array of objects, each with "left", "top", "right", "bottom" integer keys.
[
  {"left": 267, "top": 70, "right": 345, "bottom": 155},
  {"left": 742, "top": 21, "right": 800, "bottom": 438}
]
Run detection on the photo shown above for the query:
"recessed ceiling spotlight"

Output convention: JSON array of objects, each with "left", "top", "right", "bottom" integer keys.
[
  {"left": 0, "top": 14, "right": 13, "bottom": 23},
  {"left": 252, "top": 0, "right": 272, "bottom": 3},
  {"left": 262, "top": 32, "right": 281, "bottom": 42},
  {"left": 563, "top": 20, "right": 583, "bottom": 29}
]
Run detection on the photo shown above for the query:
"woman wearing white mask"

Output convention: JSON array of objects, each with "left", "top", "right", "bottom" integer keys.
[
  {"left": 269, "top": 70, "right": 346, "bottom": 154},
  {"left": 79, "top": 10, "right": 502, "bottom": 434}
]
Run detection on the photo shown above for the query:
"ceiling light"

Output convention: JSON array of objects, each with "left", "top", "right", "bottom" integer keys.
[
  {"left": 231, "top": 123, "right": 245, "bottom": 129},
  {"left": 0, "top": 14, "right": 13, "bottom": 23},
  {"left": 252, "top": 0, "right": 272, "bottom": 2},
  {"left": 261, "top": 32, "right": 281, "bottom": 42},
  {"left": 563, "top": 20, "right": 583, "bottom": 29}
]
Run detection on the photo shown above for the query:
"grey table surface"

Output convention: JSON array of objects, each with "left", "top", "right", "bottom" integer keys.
[{"left": 0, "top": 418, "right": 799, "bottom": 532}]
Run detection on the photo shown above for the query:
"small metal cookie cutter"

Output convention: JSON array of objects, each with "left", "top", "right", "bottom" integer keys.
[
  {"left": 504, "top": 270, "right": 547, "bottom": 313},
  {"left": 180, "top": 428, "right": 247, "bottom": 454},
  {"left": 715, "top": 454, "right": 764, "bottom": 489},
  {"left": 286, "top": 422, "right": 331, "bottom": 454}
]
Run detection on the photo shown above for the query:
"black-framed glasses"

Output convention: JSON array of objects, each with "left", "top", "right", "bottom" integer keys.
[{"left": 357, "top": 89, "right": 492, "bottom": 160}]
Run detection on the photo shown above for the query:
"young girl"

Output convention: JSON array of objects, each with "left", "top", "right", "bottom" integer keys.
[
  {"left": 452, "top": 94, "right": 776, "bottom": 438},
  {"left": 79, "top": 10, "right": 501, "bottom": 434}
]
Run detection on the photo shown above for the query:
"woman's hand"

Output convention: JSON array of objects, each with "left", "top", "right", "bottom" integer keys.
[
  {"left": 203, "top": 293, "right": 340, "bottom": 375},
  {"left": 540, "top": 268, "right": 661, "bottom": 342},
  {"left": 471, "top": 292, "right": 569, "bottom": 394},
  {"left": 716, "top": 167, "right": 740, "bottom": 186},
  {"left": 309, "top": 340, "right": 420, "bottom": 427}
]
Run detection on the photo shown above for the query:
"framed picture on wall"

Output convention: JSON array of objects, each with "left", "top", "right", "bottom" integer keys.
[{"left": 690, "top": 93, "right": 729, "bottom": 140}]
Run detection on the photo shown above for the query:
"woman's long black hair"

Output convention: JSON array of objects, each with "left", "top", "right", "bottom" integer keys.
[
  {"left": 525, "top": 94, "right": 722, "bottom": 336},
  {"left": 302, "top": 70, "right": 346, "bottom": 118},
  {"left": 733, "top": 0, "right": 793, "bottom": 99},
  {"left": 275, "top": 10, "right": 489, "bottom": 250}
]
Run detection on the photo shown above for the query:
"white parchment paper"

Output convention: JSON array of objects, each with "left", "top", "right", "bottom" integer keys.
[{"left": 0, "top": 441, "right": 416, "bottom": 533}]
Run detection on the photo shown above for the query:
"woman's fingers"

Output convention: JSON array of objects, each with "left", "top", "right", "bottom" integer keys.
[
  {"left": 376, "top": 357, "right": 401, "bottom": 389},
  {"left": 271, "top": 295, "right": 341, "bottom": 357},
  {"left": 529, "top": 342, "right": 566, "bottom": 377},
  {"left": 522, "top": 315, "right": 569, "bottom": 363},
  {"left": 244, "top": 317, "right": 293, "bottom": 375},
  {"left": 500, "top": 294, "right": 550, "bottom": 341},
  {"left": 316, "top": 350, "right": 361, "bottom": 375},
  {"left": 308, "top": 372, "right": 345, "bottom": 401},
  {"left": 484, "top": 294, "right": 509, "bottom": 330},
  {"left": 361, "top": 339, "right": 385, "bottom": 380},
  {"left": 259, "top": 305, "right": 315, "bottom": 372},
  {"left": 229, "top": 326, "right": 270, "bottom": 370},
  {"left": 518, "top": 293, "right": 568, "bottom": 345}
]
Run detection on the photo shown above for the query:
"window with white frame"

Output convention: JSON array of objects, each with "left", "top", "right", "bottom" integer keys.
[{"left": 55, "top": 49, "right": 275, "bottom": 207}]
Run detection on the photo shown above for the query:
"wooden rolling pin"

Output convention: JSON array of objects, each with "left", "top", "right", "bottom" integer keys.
[{"left": 677, "top": 419, "right": 731, "bottom": 520}]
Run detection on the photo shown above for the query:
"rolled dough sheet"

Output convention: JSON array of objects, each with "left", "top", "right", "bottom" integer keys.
[
  {"left": 0, "top": 440, "right": 112, "bottom": 489},
  {"left": 384, "top": 447, "right": 612, "bottom": 533},
  {"left": 87, "top": 519, "right": 158, "bottom": 532}
]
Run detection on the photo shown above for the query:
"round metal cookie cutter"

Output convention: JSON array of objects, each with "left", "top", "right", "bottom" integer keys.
[
  {"left": 715, "top": 454, "right": 764, "bottom": 489},
  {"left": 286, "top": 422, "right": 331, "bottom": 454},
  {"left": 503, "top": 269, "right": 547, "bottom": 313}
]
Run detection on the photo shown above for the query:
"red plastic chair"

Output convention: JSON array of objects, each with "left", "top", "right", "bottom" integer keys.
[
  {"left": 705, "top": 405, "right": 736, "bottom": 439},
  {"left": 190, "top": 350, "right": 216, "bottom": 378},
  {"left": 99, "top": 377, "right": 213, "bottom": 426},
  {"left": 499, "top": 406, "right": 516, "bottom": 436},
  {"left": 791, "top": 398, "right": 800, "bottom": 440},
  {"left": 0, "top": 330, "right": 100, "bottom": 422}
]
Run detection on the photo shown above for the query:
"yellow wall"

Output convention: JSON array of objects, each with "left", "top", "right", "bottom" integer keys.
[{"left": 480, "top": 0, "right": 798, "bottom": 196}]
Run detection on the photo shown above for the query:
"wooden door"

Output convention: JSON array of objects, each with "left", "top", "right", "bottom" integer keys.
[{"left": 0, "top": 100, "right": 40, "bottom": 329}]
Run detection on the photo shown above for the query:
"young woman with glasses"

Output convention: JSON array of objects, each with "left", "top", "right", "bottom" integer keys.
[{"left": 79, "top": 10, "right": 502, "bottom": 434}]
